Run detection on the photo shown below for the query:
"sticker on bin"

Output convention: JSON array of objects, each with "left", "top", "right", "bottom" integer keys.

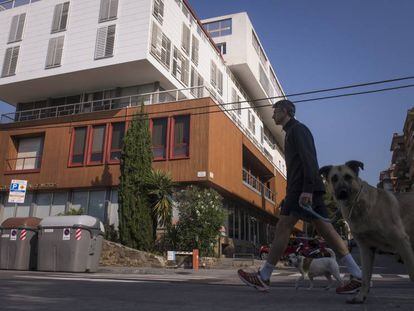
[
  {"left": 75, "top": 228, "right": 82, "bottom": 241},
  {"left": 10, "top": 229, "right": 17, "bottom": 241},
  {"left": 1, "top": 234, "right": 10, "bottom": 238},
  {"left": 63, "top": 228, "right": 71, "bottom": 241},
  {"left": 20, "top": 229, "right": 27, "bottom": 241},
  {"left": 44, "top": 229, "right": 54, "bottom": 233}
]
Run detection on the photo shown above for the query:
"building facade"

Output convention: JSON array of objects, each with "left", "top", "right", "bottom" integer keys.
[
  {"left": 0, "top": 0, "right": 301, "bottom": 253},
  {"left": 378, "top": 108, "right": 414, "bottom": 192}
]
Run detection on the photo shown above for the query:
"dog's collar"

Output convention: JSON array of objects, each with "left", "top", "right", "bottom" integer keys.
[{"left": 347, "top": 183, "right": 364, "bottom": 220}]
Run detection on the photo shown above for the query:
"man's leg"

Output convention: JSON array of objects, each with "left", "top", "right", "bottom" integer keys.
[
  {"left": 259, "top": 215, "right": 298, "bottom": 281},
  {"left": 237, "top": 215, "right": 298, "bottom": 291},
  {"left": 312, "top": 219, "right": 364, "bottom": 294}
]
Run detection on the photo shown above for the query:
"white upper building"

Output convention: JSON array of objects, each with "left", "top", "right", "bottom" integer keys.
[{"left": 0, "top": 0, "right": 287, "bottom": 175}]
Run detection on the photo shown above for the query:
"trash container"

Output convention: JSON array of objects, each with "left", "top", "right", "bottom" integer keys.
[
  {"left": 0, "top": 217, "right": 42, "bottom": 270},
  {"left": 37, "top": 215, "right": 105, "bottom": 273}
]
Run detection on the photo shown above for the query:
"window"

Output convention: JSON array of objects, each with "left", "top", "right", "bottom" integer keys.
[
  {"left": 108, "top": 122, "right": 125, "bottom": 162},
  {"left": 152, "top": 0, "right": 164, "bottom": 23},
  {"left": 181, "top": 23, "right": 191, "bottom": 55},
  {"left": 150, "top": 22, "right": 171, "bottom": 69},
  {"left": 70, "top": 127, "right": 87, "bottom": 165},
  {"left": 51, "top": 192, "right": 68, "bottom": 216},
  {"left": 191, "top": 35, "right": 199, "bottom": 65},
  {"left": 171, "top": 115, "right": 190, "bottom": 158},
  {"left": 216, "top": 42, "right": 226, "bottom": 55},
  {"left": 35, "top": 192, "right": 52, "bottom": 218},
  {"left": 259, "top": 65, "right": 270, "bottom": 96},
  {"left": 99, "top": 0, "right": 118, "bottom": 22},
  {"left": 51, "top": 2, "right": 69, "bottom": 33},
  {"left": 45, "top": 36, "right": 64, "bottom": 68},
  {"left": 172, "top": 47, "right": 189, "bottom": 85},
  {"left": 95, "top": 25, "right": 116, "bottom": 59},
  {"left": 8, "top": 13, "right": 26, "bottom": 43},
  {"left": 210, "top": 61, "right": 217, "bottom": 87},
  {"left": 13, "top": 136, "right": 44, "bottom": 171},
  {"left": 1, "top": 46, "right": 19, "bottom": 77},
  {"left": 248, "top": 111, "right": 256, "bottom": 134},
  {"left": 190, "top": 66, "right": 204, "bottom": 97},
  {"left": 71, "top": 191, "right": 88, "bottom": 213},
  {"left": 217, "top": 70, "right": 223, "bottom": 95},
  {"left": 228, "top": 206, "right": 234, "bottom": 238},
  {"left": 88, "top": 190, "right": 106, "bottom": 222},
  {"left": 88, "top": 125, "right": 106, "bottom": 164},
  {"left": 203, "top": 18, "right": 232, "bottom": 38},
  {"left": 231, "top": 88, "right": 241, "bottom": 116},
  {"left": 252, "top": 31, "right": 267, "bottom": 66},
  {"left": 151, "top": 118, "right": 168, "bottom": 160}
]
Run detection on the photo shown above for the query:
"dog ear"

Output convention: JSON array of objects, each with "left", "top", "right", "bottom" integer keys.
[
  {"left": 319, "top": 165, "right": 332, "bottom": 179},
  {"left": 345, "top": 160, "right": 364, "bottom": 176}
]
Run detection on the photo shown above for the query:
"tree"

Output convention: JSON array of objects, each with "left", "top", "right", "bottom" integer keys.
[
  {"left": 118, "top": 104, "right": 154, "bottom": 251},
  {"left": 170, "top": 186, "right": 226, "bottom": 257},
  {"left": 146, "top": 169, "right": 175, "bottom": 240}
]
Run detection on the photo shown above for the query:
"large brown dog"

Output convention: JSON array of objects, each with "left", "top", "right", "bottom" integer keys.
[{"left": 319, "top": 161, "right": 414, "bottom": 304}]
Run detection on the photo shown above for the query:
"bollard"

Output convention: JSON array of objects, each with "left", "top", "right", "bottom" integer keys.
[{"left": 192, "top": 249, "right": 199, "bottom": 271}]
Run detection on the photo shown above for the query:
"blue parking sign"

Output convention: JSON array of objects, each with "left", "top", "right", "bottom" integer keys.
[{"left": 8, "top": 180, "right": 28, "bottom": 204}]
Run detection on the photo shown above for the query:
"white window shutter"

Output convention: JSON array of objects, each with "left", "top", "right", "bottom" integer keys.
[
  {"left": 105, "top": 25, "right": 115, "bottom": 57},
  {"left": 60, "top": 2, "right": 70, "bottom": 30},
  {"left": 51, "top": 4, "right": 63, "bottom": 33},
  {"left": 1, "top": 48, "right": 12, "bottom": 77},
  {"left": 109, "top": 0, "right": 119, "bottom": 19},
  {"left": 8, "top": 15, "right": 19, "bottom": 43},
  {"left": 99, "top": 0, "right": 110, "bottom": 21},
  {"left": 16, "top": 13, "right": 26, "bottom": 42},
  {"left": 54, "top": 36, "right": 64, "bottom": 66},
  {"left": 46, "top": 38, "right": 57, "bottom": 68},
  {"left": 95, "top": 27, "right": 107, "bottom": 59},
  {"left": 9, "top": 46, "right": 19, "bottom": 76}
]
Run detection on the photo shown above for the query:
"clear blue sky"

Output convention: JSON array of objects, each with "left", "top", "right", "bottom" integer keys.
[
  {"left": 188, "top": 0, "right": 414, "bottom": 185},
  {"left": 1, "top": 0, "right": 413, "bottom": 185}
]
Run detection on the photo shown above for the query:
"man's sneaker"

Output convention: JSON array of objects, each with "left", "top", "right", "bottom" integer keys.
[
  {"left": 237, "top": 269, "right": 270, "bottom": 292},
  {"left": 336, "top": 276, "right": 362, "bottom": 294}
]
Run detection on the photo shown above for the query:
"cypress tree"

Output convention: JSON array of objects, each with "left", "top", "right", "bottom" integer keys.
[{"left": 118, "top": 104, "right": 154, "bottom": 250}]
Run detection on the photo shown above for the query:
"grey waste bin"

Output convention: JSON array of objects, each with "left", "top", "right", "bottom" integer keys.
[
  {"left": 37, "top": 215, "right": 105, "bottom": 272},
  {"left": 0, "top": 217, "right": 42, "bottom": 270}
]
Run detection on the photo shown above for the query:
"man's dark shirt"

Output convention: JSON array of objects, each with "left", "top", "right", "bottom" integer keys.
[{"left": 283, "top": 118, "right": 325, "bottom": 194}]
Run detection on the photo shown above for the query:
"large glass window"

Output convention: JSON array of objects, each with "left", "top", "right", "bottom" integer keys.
[
  {"left": 51, "top": 192, "right": 67, "bottom": 216},
  {"left": 151, "top": 118, "right": 168, "bottom": 160},
  {"left": 71, "top": 191, "right": 88, "bottom": 213},
  {"left": 88, "top": 125, "right": 106, "bottom": 163},
  {"left": 15, "top": 192, "right": 32, "bottom": 217},
  {"left": 109, "top": 122, "right": 125, "bottom": 162},
  {"left": 70, "top": 127, "right": 87, "bottom": 165},
  {"left": 234, "top": 207, "right": 239, "bottom": 239},
  {"left": 171, "top": 115, "right": 190, "bottom": 158},
  {"left": 228, "top": 206, "right": 234, "bottom": 238},
  {"left": 3, "top": 195, "right": 16, "bottom": 219},
  {"left": 35, "top": 192, "right": 52, "bottom": 218},
  {"left": 88, "top": 190, "right": 106, "bottom": 222},
  {"left": 203, "top": 18, "right": 232, "bottom": 38}
]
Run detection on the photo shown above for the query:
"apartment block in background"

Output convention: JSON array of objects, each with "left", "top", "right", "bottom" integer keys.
[{"left": 0, "top": 0, "right": 300, "bottom": 255}]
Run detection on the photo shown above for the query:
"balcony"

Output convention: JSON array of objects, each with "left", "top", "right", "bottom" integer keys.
[
  {"left": 242, "top": 168, "right": 275, "bottom": 203},
  {"left": 5, "top": 156, "right": 42, "bottom": 173}
]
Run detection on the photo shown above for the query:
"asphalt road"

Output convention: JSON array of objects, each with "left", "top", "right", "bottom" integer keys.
[{"left": 0, "top": 261, "right": 413, "bottom": 311}]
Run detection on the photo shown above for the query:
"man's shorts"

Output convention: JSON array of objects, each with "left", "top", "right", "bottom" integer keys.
[{"left": 280, "top": 191, "right": 329, "bottom": 222}]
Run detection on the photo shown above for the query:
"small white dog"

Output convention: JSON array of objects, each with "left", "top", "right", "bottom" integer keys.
[{"left": 288, "top": 248, "right": 343, "bottom": 290}]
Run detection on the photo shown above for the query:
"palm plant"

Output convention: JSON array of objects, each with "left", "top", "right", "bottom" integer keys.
[{"left": 146, "top": 169, "right": 175, "bottom": 239}]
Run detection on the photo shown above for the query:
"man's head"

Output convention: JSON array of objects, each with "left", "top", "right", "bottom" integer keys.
[{"left": 272, "top": 99, "right": 295, "bottom": 126}]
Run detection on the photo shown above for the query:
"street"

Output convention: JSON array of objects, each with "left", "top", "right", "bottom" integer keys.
[{"left": 0, "top": 252, "right": 413, "bottom": 311}]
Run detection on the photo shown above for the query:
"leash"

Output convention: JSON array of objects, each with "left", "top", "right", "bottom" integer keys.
[
  {"left": 300, "top": 203, "right": 333, "bottom": 223},
  {"left": 346, "top": 184, "right": 364, "bottom": 220}
]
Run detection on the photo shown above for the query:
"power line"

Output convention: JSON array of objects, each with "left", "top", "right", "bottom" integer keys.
[{"left": 3, "top": 79, "right": 414, "bottom": 131}]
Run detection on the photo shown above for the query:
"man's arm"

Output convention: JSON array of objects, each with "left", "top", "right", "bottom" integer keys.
[{"left": 294, "top": 124, "right": 319, "bottom": 195}]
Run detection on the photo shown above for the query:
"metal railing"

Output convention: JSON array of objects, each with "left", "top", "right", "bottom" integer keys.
[
  {"left": 0, "top": 86, "right": 211, "bottom": 124},
  {"left": 5, "top": 156, "right": 42, "bottom": 171},
  {"left": 0, "top": 0, "right": 39, "bottom": 11},
  {"left": 242, "top": 168, "right": 275, "bottom": 202}
]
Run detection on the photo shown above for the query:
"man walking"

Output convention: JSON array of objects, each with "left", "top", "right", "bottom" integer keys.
[{"left": 238, "top": 99, "right": 362, "bottom": 294}]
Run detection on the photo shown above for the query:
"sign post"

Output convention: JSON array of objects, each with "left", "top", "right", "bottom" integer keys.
[{"left": 8, "top": 180, "right": 28, "bottom": 204}]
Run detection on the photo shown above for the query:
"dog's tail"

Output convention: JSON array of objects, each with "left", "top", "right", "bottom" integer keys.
[{"left": 325, "top": 248, "right": 336, "bottom": 259}]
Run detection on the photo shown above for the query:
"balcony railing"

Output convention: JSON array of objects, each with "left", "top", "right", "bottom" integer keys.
[
  {"left": 0, "top": 86, "right": 212, "bottom": 124},
  {"left": 0, "top": 0, "right": 39, "bottom": 11},
  {"left": 242, "top": 168, "right": 275, "bottom": 203},
  {"left": 5, "top": 156, "right": 42, "bottom": 172}
]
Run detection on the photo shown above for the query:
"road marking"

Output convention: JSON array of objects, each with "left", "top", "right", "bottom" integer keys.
[
  {"left": 398, "top": 274, "right": 409, "bottom": 279},
  {"left": 16, "top": 276, "right": 148, "bottom": 283},
  {"left": 271, "top": 272, "right": 280, "bottom": 276},
  {"left": 290, "top": 273, "right": 302, "bottom": 277},
  {"left": 372, "top": 274, "right": 383, "bottom": 278}
]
